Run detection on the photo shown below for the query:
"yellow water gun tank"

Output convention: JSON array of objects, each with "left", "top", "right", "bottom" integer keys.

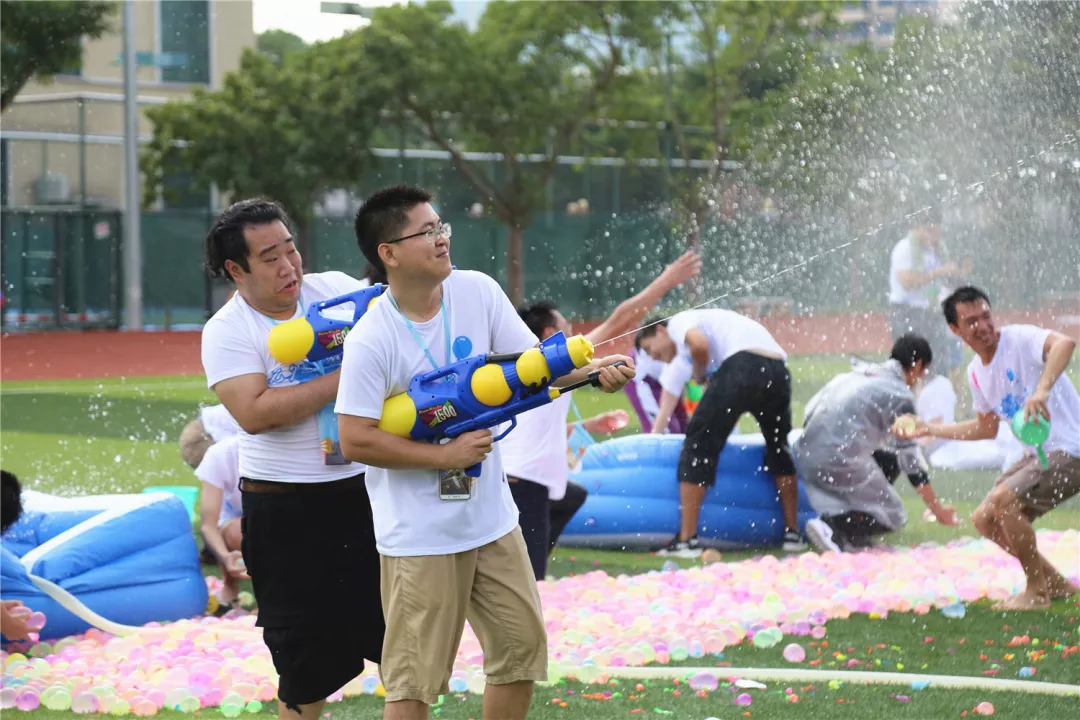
[{"left": 267, "top": 318, "right": 315, "bottom": 365}]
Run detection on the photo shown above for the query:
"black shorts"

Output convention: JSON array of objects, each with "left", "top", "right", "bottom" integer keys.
[
  {"left": 678, "top": 351, "right": 796, "bottom": 486},
  {"left": 241, "top": 473, "right": 384, "bottom": 707}
]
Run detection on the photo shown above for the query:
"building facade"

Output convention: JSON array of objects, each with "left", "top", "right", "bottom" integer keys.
[{"left": 1, "top": 0, "right": 255, "bottom": 208}]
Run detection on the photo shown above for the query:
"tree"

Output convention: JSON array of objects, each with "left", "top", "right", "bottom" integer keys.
[
  {"left": 645, "top": 2, "right": 835, "bottom": 251},
  {"left": 1, "top": 0, "right": 115, "bottom": 110},
  {"left": 744, "top": 2, "right": 1080, "bottom": 308},
  {"left": 256, "top": 29, "right": 307, "bottom": 68},
  {"left": 141, "top": 43, "right": 383, "bottom": 255},
  {"left": 352, "top": 0, "right": 671, "bottom": 304},
  {"left": 751, "top": 2, "right": 1080, "bottom": 217}
]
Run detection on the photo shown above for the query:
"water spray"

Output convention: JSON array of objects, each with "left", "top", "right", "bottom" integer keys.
[{"left": 596, "top": 132, "right": 1078, "bottom": 348}]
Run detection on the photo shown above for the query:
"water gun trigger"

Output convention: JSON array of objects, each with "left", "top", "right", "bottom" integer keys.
[{"left": 492, "top": 416, "right": 518, "bottom": 442}]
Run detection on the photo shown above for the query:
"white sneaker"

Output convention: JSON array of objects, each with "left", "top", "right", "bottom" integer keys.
[
  {"left": 805, "top": 518, "right": 841, "bottom": 554},
  {"left": 656, "top": 537, "right": 704, "bottom": 559}
]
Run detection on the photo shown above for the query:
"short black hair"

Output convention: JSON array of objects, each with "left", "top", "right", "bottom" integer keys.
[
  {"left": 204, "top": 198, "right": 292, "bottom": 283},
  {"left": 889, "top": 333, "right": 933, "bottom": 370},
  {"left": 519, "top": 301, "right": 559, "bottom": 339},
  {"left": 942, "top": 285, "right": 991, "bottom": 326},
  {"left": 353, "top": 186, "right": 434, "bottom": 275},
  {"left": 1, "top": 470, "right": 23, "bottom": 534},
  {"left": 634, "top": 317, "right": 668, "bottom": 349}
]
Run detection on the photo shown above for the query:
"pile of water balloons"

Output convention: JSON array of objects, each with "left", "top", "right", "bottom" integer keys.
[{"left": 0, "top": 530, "right": 1073, "bottom": 713}]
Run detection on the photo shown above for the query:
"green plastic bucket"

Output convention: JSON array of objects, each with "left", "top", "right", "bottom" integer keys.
[
  {"left": 1010, "top": 411, "right": 1051, "bottom": 468},
  {"left": 143, "top": 485, "right": 199, "bottom": 522}
]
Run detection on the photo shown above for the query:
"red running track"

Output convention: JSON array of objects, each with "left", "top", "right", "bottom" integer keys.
[{"left": 3, "top": 310, "right": 1075, "bottom": 381}]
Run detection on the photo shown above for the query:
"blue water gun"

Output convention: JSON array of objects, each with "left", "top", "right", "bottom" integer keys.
[
  {"left": 268, "top": 285, "right": 386, "bottom": 364},
  {"left": 377, "top": 332, "right": 620, "bottom": 477}
]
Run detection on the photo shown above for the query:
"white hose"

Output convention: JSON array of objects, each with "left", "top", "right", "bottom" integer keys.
[
  {"left": 589, "top": 664, "right": 1080, "bottom": 696},
  {"left": 25, "top": 575, "right": 1080, "bottom": 695},
  {"left": 28, "top": 575, "right": 262, "bottom": 640}
]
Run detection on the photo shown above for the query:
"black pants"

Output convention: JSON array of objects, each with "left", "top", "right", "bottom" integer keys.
[
  {"left": 510, "top": 478, "right": 589, "bottom": 580},
  {"left": 550, "top": 481, "right": 588, "bottom": 554},
  {"left": 678, "top": 351, "right": 796, "bottom": 486},
  {"left": 240, "top": 473, "right": 384, "bottom": 707}
]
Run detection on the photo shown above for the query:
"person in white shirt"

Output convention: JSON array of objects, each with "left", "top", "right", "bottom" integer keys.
[
  {"left": 626, "top": 346, "right": 690, "bottom": 434},
  {"left": 502, "top": 251, "right": 699, "bottom": 579},
  {"left": 637, "top": 309, "right": 805, "bottom": 556},
  {"left": 194, "top": 435, "right": 245, "bottom": 609},
  {"left": 337, "top": 186, "right": 634, "bottom": 720},
  {"left": 178, "top": 403, "right": 240, "bottom": 469},
  {"left": 902, "top": 286, "right": 1080, "bottom": 610},
  {"left": 200, "top": 198, "right": 384, "bottom": 719},
  {"left": 888, "top": 208, "right": 967, "bottom": 396}
]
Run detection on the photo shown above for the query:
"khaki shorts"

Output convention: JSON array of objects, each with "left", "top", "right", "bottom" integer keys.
[
  {"left": 379, "top": 526, "right": 548, "bottom": 705},
  {"left": 996, "top": 451, "right": 1080, "bottom": 520},
  {"left": 178, "top": 418, "right": 214, "bottom": 469}
]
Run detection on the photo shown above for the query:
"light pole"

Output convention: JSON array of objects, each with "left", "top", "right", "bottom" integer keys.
[{"left": 122, "top": 0, "right": 142, "bottom": 329}]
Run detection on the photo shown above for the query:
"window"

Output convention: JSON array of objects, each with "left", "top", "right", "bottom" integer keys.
[
  {"left": 160, "top": 0, "right": 210, "bottom": 84},
  {"left": 58, "top": 35, "right": 85, "bottom": 76}
]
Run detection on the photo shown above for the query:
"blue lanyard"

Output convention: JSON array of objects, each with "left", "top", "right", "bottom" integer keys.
[{"left": 386, "top": 289, "right": 451, "bottom": 371}]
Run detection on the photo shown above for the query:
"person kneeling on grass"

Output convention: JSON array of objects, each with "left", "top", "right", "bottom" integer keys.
[
  {"left": 193, "top": 435, "right": 248, "bottom": 611},
  {"left": 796, "top": 334, "right": 959, "bottom": 554},
  {"left": 898, "top": 286, "right": 1080, "bottom": 610},
  {"left": 1, "top": 470, "right": 36, "bottom": 643}
]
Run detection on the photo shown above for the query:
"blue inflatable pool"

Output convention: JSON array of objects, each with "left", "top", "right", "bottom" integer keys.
[
  {"left": 561, "top": 432, "right": 817, "bottom": 550},
  {"left": 1, "top": 490, "right": 209, "bottom": 640}
]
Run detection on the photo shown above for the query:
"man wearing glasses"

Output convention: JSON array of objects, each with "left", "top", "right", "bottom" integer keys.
[{"left": 336, "top": 185, "right": 635, "bottom": 720}]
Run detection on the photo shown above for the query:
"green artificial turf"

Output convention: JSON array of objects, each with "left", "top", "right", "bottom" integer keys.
[{"left": 3, "top": 359, "right": 1078, "bottom": 720}]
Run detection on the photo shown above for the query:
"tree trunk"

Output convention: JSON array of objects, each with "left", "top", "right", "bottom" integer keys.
[{"left": 506, "top": 222, "right": 526, "bottom": 307}]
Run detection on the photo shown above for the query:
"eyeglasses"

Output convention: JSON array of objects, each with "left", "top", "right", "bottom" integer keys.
[{"left": 386, "top": 222, "right": 452, "bottom": 244}]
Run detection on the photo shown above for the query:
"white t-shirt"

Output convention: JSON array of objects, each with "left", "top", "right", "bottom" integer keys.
[
  {"left": 659, "top": 355, "right": 694, "bottom": 397},
  {"left": 199, "top": 404, "right": 240, "bottom": 442},
  {"left": 968, "top": 324, "right": 1080, "bottom": 459},
  {"left": 917, "top": 374, "right": 957, "bottom": 424},
  {"left": 660, "top": 309, "right": 786, "bottom": 392},
  {"left": 500, "top": 393, "right": 573, "bottom": 501},
  {"left": 201, "top": 272, "right": 368, "bottom": 483},
  {"left": 917, "top": 374, "right": 957, "bottom": 455},
  {"left": 888, "top": 233, "right": 943, "bottom": 307},
  {"left": 335, "top": 270, "right": 538, "bottom": 557},
  {"left": 194, "top": 436, "right": 242, "bottom": 527}
]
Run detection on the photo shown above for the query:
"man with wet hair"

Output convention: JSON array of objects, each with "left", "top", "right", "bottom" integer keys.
[{"left": 901, "top": 286, "right": 1080, "bottom": 609}]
